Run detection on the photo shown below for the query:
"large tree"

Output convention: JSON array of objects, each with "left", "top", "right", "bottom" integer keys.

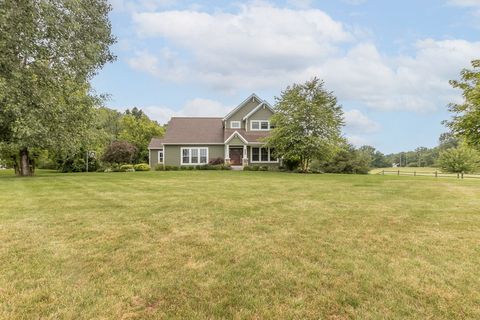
[
  {"left": 0, "top": 0, "right": 115, "bottom": 175},
  {"left": 266, "top": 78, "right": 344, "bottom": 171},
  {"left": 445, "top": 60, "right": 480, "bottom": 150}
]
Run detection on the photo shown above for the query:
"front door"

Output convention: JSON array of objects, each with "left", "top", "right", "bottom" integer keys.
[{"left": 229, "top": 148, "right": 243, "bottom": 165}]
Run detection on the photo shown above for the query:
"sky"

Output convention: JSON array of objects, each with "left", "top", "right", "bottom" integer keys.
[{"left": 92, "top": 0, "right": 480, "bottom": 154}]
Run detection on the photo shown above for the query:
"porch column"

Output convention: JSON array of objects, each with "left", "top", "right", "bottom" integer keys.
[
  {"left": 242, "top": 145, "right": 249, "bottom": 167},
  {"left": 225, "top": 144, "right": 230, "bottom": 165}
]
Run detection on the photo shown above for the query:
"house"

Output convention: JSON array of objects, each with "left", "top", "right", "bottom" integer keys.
[{"left": 148, "top": 94, "right": 279, "bottom": 168}]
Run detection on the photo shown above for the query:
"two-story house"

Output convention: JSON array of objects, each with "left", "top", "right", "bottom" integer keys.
[{"left": 148, "top": 94, "right": 279, "bottom": 168}]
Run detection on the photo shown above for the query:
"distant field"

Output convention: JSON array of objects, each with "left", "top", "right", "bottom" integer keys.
[{"left": 1, "top": 170, "right": 480, "bottom": 319}]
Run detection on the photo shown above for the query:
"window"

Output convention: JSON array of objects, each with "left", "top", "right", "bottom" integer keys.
[
  {"left": 181, "top": 147, "right": 209, "bottom": 165},
  {"left": 200, "top": 148, "right": 207, "bottom": 163},
  {"left": 251, "top": 147, "right": 278, "bottom": 163},
  {"left": 261, "top": 148, "right": 269, "bottom": 162},
  {"left": 230, "top": 121, "right": 241, "bottom": 129},
  {"left": 182, "top": 149, "right": 190, "bottom": 164},
  {"left": 250, "top": 120, "right": 270, "bottom": 131},
  {"left": 252, "top": 147, "right": 260, "bottom": 162},
  {"left": 158, "top": 150, "right": 164, "bottom": 164}
]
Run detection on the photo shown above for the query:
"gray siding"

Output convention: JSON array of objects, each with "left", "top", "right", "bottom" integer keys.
[
  {"left": 164, "top": 145, "right": 224, "bottom": 166},
  {"left": 149, "top": 149, "right": 163, "bottom": 168},
  {"left": 225, "top": 100, "right": 259, "bottom": 129}
]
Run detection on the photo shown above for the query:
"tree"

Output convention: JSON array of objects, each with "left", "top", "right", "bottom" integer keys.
[
  {"left": 317, "top": 144, "right": 371, "bottom": 174},
  {"left": 0, "top": 0, "right": 115, "bottom": 176},
  {"left": 266, "top": 78, "right": 344, "bottom": 171},
  {"left": 438, "top": 144, "right": 479, "bottom": 173},
  {"left": 101, "top": 141, "right": 137, "bottom": 165},
  {"left": 444, "top": 60, "right": 480, "bottom": 150},
  {"left": 118, "top": 113, "right": 165, "bottom": 163}
]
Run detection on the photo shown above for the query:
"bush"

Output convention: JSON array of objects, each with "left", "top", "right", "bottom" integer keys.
[
  {"left": 134, "top": 163, "right": 150, "bottom": 171},
  {"left": 209, "top": 157, "right": 224, "bottom": 165},
  {"left": 439, "top": 145, "right": 479, "bottom": 173},
  {"left": 120, "top": 164, "right": 134, "bottom": 171},
  {"left": 243, "top": 166, "right": 252, "bottom": 171},
  {"left": 283, "top": 158, "right": 301, "bottom": 171},
  {"left": 220, "top": 164, "right": 232, "bottom": 170},
  {"left": 155, "top": 164, "right": 164, "bottom": 171},
  {"left": 164, "top": 165, "right": 179, "bottom": 171},
  {"left": 102, "top": 141, "right": 137, "bottom": 165},
  {"left": 258, "top": 166, "right": 269, "bottom": 171}
]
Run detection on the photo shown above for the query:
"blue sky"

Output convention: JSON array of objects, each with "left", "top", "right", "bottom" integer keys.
[{"left": 93, "top": 0, "right": 480, "bottom": 153}]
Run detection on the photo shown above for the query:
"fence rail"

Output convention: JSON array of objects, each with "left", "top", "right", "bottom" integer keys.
[{"left": 378, "top": 170, "right": 480, "bottom": 179}]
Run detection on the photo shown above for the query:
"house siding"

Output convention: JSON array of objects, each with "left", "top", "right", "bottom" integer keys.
[
  {"left": 227, "top": 136, "right": 245, "bottom": 145},
  {"left": 149, "top": 149, "right": 163, "bottom": 168},
  {"left": 226, "top": 100, "right": 260, "bottom": 129},
  {"left": 164, "top": 145, "right": 224, "bottom": 166},
  {"left": 247, "top": 107, "right": 274, "bottom": 130}
]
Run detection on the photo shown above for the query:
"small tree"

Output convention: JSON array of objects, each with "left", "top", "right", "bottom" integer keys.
[
  {"left": 444, "top": 60, "right": 480, "bottom": 150},
  {"left": 438, "top": 145, "right": 479, "bottom": 173},
  {"left": 102, "top": 141, "right": 137, "bottom": 165},
  {"left": 266, "top": 78, "right": 344, "bottom": 171}
]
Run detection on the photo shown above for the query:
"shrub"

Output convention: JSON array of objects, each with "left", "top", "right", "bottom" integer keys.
[
  {"left": 439, "top": 145, "right": 479, "bottom": 173},
  {"left": 209, "top": 157, "right": 224, "bottom": 165},
  {"left": 220, "top": 164, "right": 232, "bottom": 170},
  {"left": 164, "top": 165, "right": 179, "bottom": 171},
  {"left": 134, "top": 163, "right": 150, "bottom": 171},
  {"left": 283, "top": 158, "right": 301, "bottom": 171},
  {"left": 259, "top": 166, "right": 269, "bottom": 171},
  {"left": 155, "top": 164, "right": 164, "bottom": 171},
  {"left": 102, "top": 141, "right": 137, "bottom": 165},
  {"left": 251, "top": 165, "right": 260, "bottom": 171},
  {"left": 243, "top": 166, "right": 252, "bottom": 171},
  {"left": 120, "top": 164, "right": 134, "bottom": 171}
]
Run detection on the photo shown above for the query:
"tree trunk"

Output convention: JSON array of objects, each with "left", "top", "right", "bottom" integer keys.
[{"left": 18, "top": 148, "right": 33, "bottom": 176}]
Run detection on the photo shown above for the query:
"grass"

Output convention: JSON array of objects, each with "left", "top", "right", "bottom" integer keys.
[{"left": 1, "top": 170, "right": 480, "bottom": 319}]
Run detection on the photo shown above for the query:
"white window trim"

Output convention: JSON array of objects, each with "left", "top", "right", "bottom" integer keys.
[
  {"left": 250, "top": 147, "right": 279, "bottom": 163},
  {"left": 180, "top": 147, "right": 209, "bottom": 165},
  {"left": 158, "top": 149, "right": 164, "bottom": 164},
  {"left": 230, "top": 121, "right": 241, "bottom": 129},
  {"left": 250, "top": 120, "right": 270, "bottom": 131}
]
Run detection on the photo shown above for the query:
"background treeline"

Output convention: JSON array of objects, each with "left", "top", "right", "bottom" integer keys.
[{"left": 34, "top": 107, "right": 164, "bottom": 172}]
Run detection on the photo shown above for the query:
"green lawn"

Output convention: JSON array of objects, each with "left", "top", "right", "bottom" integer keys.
[{"left": 1, "top": 170, "right": 480, "bottom": 319}]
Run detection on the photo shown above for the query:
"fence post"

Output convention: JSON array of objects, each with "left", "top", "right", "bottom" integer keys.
[
  {"left": 461, "top": 172, "right": 464, "bottom": 179},
  {"left": 382, "top": 170, "right": 384, "bottom": 175},
  {"left": 414, "top": 171, "right": 416, "bottom": 177},
  {"left": 398, "top": 170, "right": 400, "bottom": 176},
  {"left": 435, "top": 170, "right": 438, "bottom": 178},
  {"left": 457, "top": 173, "right": 460, "bottom": 179}
]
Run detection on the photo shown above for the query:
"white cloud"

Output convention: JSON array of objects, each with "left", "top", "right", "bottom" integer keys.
[
  {"left": 138, "top": 98, "right": 231, "bottom": 124},
  {"left": 127, "top": 2, "right": 480, "bottom": 112},
  {"left": 447, "top": 0, "right": 480, "bottom": 7},
  {"left": 344, "top": 109, "right": 380, "bottom": 134},
  {"left": 346, "top": 135, "right": 370, "bottom": 147},
  {"left": 109, "top": 0, "right": 176, "bottom": 12}
]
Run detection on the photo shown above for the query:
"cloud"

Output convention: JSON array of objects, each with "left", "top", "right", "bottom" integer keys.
[
  {"left": 137, "top": 98, "right": 231, "bottom": 124},
  {"left": 344, "top": 109, "right": 380, "bottom": 134},
  {"left": 109, "top": 0, "right": 176, "bottom": 12},
  {"left": 127, "top": 2, "right": 480, "bottom": 112},
  {"left": 446, "top": 0, "right": 480, "bottom": 7}
]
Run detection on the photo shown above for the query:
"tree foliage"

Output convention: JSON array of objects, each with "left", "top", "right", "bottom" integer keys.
[
  {"left": 438, "top": 144, "right": 479, "bottom": 173},
  {"left": 317, "top": 144, "right": 371, "bottom": 174},
  {"left": 119, "top": 111, "right": 165, "bottom": 163},
  {"left": 266, "top": 78, "right": 344, "bottom": 171},
  {"left": 101, "top": 141, "right": 137, "bottom": 165},
  {"left": 444, "top": 60, "right": 480, "bottom": 150},
  {"left": 0, "top": 0, "right": 115, "bottom": 175}
]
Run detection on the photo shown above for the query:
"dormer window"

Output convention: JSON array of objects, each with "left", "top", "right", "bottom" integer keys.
[
  {"left": 251, "top": 120, "right": 270, "bottom": 131},
  {"left": 230, "top": 121, "right": 241, "bottom": 129}
]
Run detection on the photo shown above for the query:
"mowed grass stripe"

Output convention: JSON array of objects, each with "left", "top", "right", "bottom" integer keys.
[{"left": 0, "top": 170, "right": 479, "bottom": 319}]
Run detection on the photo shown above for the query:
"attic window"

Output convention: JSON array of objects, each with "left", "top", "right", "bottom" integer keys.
[{"left": 230, "top": 121, "right": 241, "bottom": 129}]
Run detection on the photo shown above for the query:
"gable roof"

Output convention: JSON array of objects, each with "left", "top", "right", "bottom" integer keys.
[
  {"left": 223, "top": 129, "right": 270, "bottom": 144},
  {"left": 224, "top": 131, "right": 248, "bottom": 144},
  {"left": 148, "top": 138, "right": 165, "bottom": 149},
  {"left": 242, "top": 101, "right": 275, "bottom": 120},
  {"left": 160, "top": 117, "right": 224, "bottom": 144},
  {"left": 223, "top": 93, "right": 263, "bottom": 121}
]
